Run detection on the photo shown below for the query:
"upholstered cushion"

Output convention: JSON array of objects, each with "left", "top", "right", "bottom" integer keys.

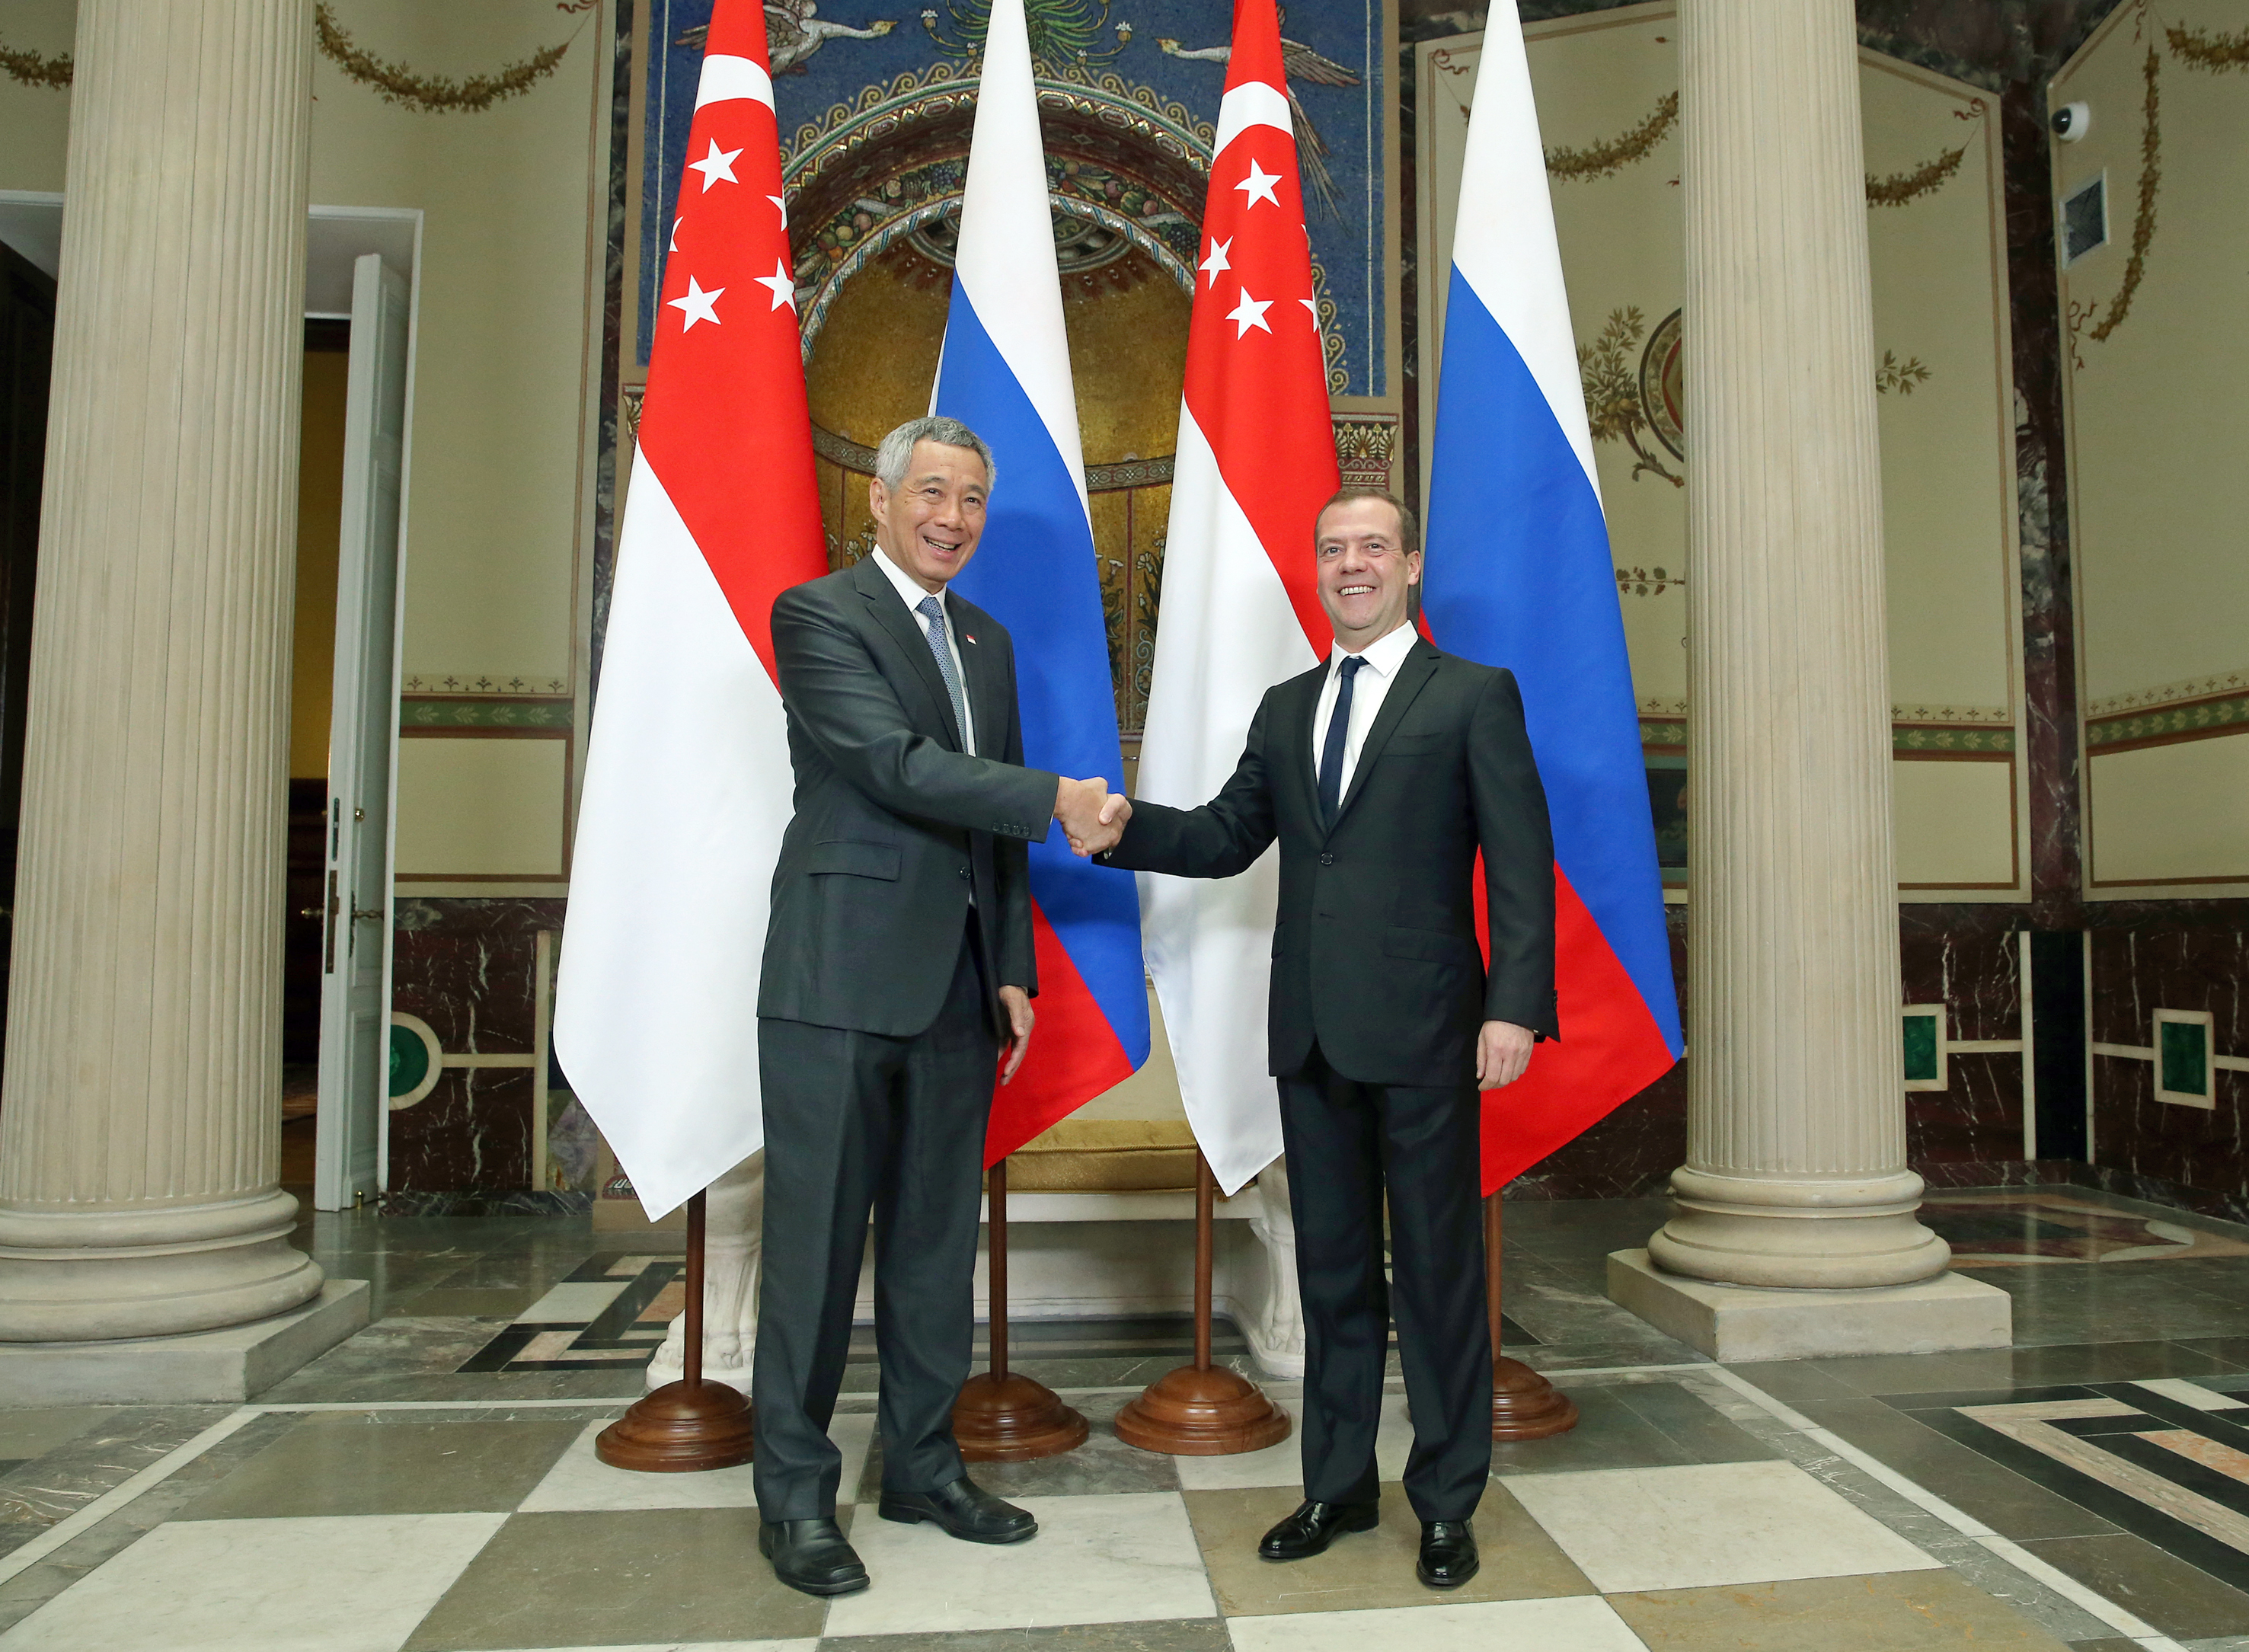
[{"left": 1003, "top": 1117, "right": 1199, "bottom": 1192}]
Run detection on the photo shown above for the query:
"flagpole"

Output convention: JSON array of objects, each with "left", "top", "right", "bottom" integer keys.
[
  {"left": 953, "top": 1156, "right": 1088, "bottom": 1460},
  {"left": 598, "top": 1188, "right": 759, "bottom": 1471},
  {"left": 1116, "top": 1151, "right": 1292, "bottom": 1455},
  {"left": 1487, "top": 1192, "right": 1577, "bottom": 1440}
]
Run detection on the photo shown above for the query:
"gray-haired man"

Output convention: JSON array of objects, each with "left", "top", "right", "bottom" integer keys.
[{"left": 752, "top": 417, "right": 1123, "bottom": 1596}]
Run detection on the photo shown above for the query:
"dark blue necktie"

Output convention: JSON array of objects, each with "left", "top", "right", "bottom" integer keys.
[{"left": 1318, "top": 655, "right": 1363, "bottom": 827}]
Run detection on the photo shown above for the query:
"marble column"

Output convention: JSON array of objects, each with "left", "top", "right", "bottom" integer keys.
[
  {"left": 1647, "top": 0, "right": 1949, "bottom": 1291},
  {"left": 0, "top": 0, "right": 321, "bottom": 1341}
]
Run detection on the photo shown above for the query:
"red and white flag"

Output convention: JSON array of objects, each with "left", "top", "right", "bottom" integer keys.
[
  {"left": 554, "top": 2, "right": 827, "bottom": 1220},
  {"left": 1136, "top": 0, "right": 1340, "bottom": 1196}
]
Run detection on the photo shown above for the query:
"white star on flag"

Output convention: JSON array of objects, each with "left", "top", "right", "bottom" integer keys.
[
  {"left": 1200, "top": 236, "right": 1232, "bottom": 286},
  {"left": 669, "top": 276, "right": 724, "bottom": 331},
  {"left": 1228, "top": 289, "right": 1273, "bottom": 337},
  {"left": 669, "top": 217, "right": 682, "bottom": 252},
  {"left": 688, "top": 138, "right": 743, "bottom": 192},
  {"left": 1300, "top": 298, "right": 1319, "bottom": 322},
  {"left": 1235, "top": 158, "right": 1282, "bottom": 210},
  {"left": 753, "top": 259, "right": 797, "bottom": 312},
  {"left": 768, "top": 194, "right": 787, "bottom": 222}
]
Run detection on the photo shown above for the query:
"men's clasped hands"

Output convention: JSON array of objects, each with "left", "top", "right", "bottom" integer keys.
[{"left": 1053, "top": 775, "right": 1132, "bottom": 858}]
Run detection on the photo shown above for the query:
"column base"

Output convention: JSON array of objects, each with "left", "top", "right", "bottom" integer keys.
[
  {"left": 0, "top": 1188, "right": 325, "bottom": 1341},
  {"left": 1647, "top": 1167, "right": 1951, "bottom": 1289},
  {"left": 0, "top": 1279, "right": 369, "bottom": 1404},
  {"left": 1606, "top": 1250, "right": 2010, "bottom": 1362}
]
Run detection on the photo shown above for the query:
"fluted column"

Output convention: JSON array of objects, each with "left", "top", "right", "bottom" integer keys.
[
  {"left": 1645, "top": 0, "right": 1947, "bottom": 1289},
  {"left": 0, "top": 0, "right": 320, "bottom": 1340}
]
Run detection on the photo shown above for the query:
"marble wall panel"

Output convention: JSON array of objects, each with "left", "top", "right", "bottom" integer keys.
[
  {"left": 2086, "top": 909, "right": 2249, "bottom": 1210},
  {"left": 387, "top": 1067, "right": 536, "bottom": 1195},
  {"left": 387, "top": 897, "right": 565, "bottom": 1192}
]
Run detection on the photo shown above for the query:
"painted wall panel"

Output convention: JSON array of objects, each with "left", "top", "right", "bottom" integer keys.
[
  {"left": 396, "top": 737, "right": 570, "bottom": 880},
  {"left": 2090, "top": 737, "right": 2249, "bottom": 889}
]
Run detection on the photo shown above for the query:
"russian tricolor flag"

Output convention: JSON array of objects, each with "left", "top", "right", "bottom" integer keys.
[
  {"left": 937, "top": 0, "right": 1150, "bottom": 1161},
  {"left": 1421, "top": 1, "right": 1683, "bottom": 1194}
]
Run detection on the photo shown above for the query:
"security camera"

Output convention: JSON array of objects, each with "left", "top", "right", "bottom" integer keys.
[{"left": 2052, "top": 101, "right": 2091, "bottom": 142}]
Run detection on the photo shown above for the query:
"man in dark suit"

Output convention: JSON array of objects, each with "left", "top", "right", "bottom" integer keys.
[
  {"left": 753, "top": 416, "right": 1121, "bottom": 1597},
  {"left": 1091, "top": 488, "right": 1556, "bottom": 1590}
]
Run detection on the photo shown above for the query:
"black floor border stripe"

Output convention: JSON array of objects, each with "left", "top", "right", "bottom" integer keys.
[{"left": 1918, "top": 1407, "right": 2249, "bottom": 1593}]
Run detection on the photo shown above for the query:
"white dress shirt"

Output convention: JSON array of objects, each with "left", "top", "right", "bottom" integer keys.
[
  {"left": 1311, "top": 620, "right": 1420, "bottom": 801},
  {"left": 871, "top": 548, "right": 976, "bottom": 756}
]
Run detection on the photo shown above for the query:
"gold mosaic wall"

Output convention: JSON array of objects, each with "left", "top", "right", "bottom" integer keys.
[{"left": 805, "top": 242, "right": 1190, "bottom": 732}]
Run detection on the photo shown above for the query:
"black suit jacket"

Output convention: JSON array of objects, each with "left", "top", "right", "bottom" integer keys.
[
  {"left": 759, "top": 554, "right": 1059, "bottom": 1040},
  {"left": 1103, "top": 637, "right": 1557, "bottom": 1088}
]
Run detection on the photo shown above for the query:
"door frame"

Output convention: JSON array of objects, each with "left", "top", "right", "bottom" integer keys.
[{"left": 307, "top": 206, "right": 423, "bottom": 1200}]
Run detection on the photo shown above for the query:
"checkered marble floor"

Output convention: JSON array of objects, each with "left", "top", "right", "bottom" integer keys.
[
  {"left": 12, "top": 1185, "right": 2249, "bottom": 1650},
  {"left": 2, "top": 1366, "right": 2230, "bottom": 1652}
]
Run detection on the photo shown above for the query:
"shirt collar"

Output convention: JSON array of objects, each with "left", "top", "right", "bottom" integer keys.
[
  {"left": 1331, "top": 620, "right": 1418, "bottom": 679},
  {"left": 872, "top": 548, "right": 946, "bottom": 615}
]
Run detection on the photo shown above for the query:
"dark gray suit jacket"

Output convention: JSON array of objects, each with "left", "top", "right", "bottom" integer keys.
[
  {"left": 759, "top": 554, "right": 1059, "bottom": 1040},
  {"left": 1102, "top": 637, "right": 1557, "bottom": 1089}
]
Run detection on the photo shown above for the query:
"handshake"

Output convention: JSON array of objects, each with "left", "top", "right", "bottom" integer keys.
[{"left": 1053, "top": 776, "right": 1132, "bottom": 858}]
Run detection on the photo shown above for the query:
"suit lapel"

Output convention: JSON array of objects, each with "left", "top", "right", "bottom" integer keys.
[
  {"left": 1330, "top": 640, "right": 1440, "bottom": 832},
  {"left": 949, "top": 593, "right": 1006, "bottom": 758},
  {"left": 1285, "top": 664, "right": 1327, "bottom": 834},
  {"left": 852, "top": 554, "right": 963, "bottom": 749}
]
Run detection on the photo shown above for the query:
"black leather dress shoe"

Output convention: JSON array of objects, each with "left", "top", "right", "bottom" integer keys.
[
  {"left": 1417, "top": 1519, "right": 1479, "bottom": 1589},
  {"left": 1257, "top": 1499, "right": 1381, "bottom": 1561},
  {"left": 759, "top": 1516, "right": 870, "bottom": 1596},
  {"left": 878, "top": 1476, "right": 1037, "bottom": 1544}
]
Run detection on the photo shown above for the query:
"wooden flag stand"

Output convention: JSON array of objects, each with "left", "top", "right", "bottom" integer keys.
[
  {"left": 1116, "top": 1152, "right": 1292, "bottom": 1455},
  {"left": 954, "top": 1157, "right": 1088, "bottom": 1461},
  {"left": 1486, "top": 1193, "right": 1577, "bottom": 1440},
  {"left": 597, "top": 1189, "right": 759, "bottom": 1471}
]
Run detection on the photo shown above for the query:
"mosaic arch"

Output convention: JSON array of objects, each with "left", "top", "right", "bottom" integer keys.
[{"left": 780, "top": 66, "right": 1215, "bottom": 356}]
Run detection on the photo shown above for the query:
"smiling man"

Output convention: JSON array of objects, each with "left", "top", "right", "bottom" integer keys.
[
  {"left": 752, "top": 417, "right": 1122, "bottom": 1597},
  {"left": 1088, "top": 487, "right": 1557, "bottom": 1591}
]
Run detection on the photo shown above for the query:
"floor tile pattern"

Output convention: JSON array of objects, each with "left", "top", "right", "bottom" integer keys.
[{"left": 6, "top": 1188, "right": 2249, "bottom": 1649}]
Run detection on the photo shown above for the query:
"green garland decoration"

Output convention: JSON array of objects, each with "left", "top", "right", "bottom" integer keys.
[
  {"left": 313, "top": 3, "right": 575, "bottom": 114},
  {"left": 1546, "top": 93, "right": 1678, "bottom": 183},
  {"left": 2077, "top": 45, "right": 2162, "bottom": 346},
  {"left": 0, "top": 40, "right": 72, "bottom": 90},
  {"left": 3, "top": 8, "right": 577, "bottom": 110},
  {"left": 1867, "top": 143, "right": 1967, "bottom": 208},
  {"left": 2167, "top": 21, "right": 2249, "bottom": 71}
]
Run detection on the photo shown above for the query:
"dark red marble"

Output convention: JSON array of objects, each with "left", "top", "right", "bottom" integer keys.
[
  {"left": 387, "top": 897, "right": 566, "bottom": 1192},
  {"left": 388, "top": 1069, "right": 538, "bottom": 1196}
]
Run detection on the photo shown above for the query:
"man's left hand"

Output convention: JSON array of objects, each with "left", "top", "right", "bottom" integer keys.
[
  {"left": 1477, "top": 1020, "right": 1535, "bottom": 1089},
  {"left": 998, "top": 986, "right": 1035, "bottom": 1084}
]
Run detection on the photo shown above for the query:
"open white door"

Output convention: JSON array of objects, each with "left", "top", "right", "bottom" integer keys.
[{"left": 314, "top": 252, "right": 410, "bottom": 1211}]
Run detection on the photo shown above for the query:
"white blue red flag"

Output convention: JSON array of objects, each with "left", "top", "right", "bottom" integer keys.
[
  {"left": 937, "top": 0, "right": 1150, "bottom": 1162},
  {"left": 1136, "top": 0, "right": 1339, "bottom": 1196},
  {"left": 1420, "top": 0, "right": 1683, "bottom": 1194},
  {"left": 555, "top": 0, "right": 828, "bottom": 1219}
]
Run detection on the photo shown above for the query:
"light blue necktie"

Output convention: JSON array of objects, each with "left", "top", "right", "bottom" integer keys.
[{"left": 916, "top": 594, "right": 970, "bottom": 750}]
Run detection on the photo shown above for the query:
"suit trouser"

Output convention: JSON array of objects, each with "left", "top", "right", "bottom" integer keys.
[
  {"left": 1276, "top": 1044, "right": 1491, "bottom": 1523},
  {"left": 752, "top": 925, "right": 996, "bottom": 1521}
]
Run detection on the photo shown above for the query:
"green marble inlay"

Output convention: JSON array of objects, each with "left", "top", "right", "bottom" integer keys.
[
  {"left": 389, "top": 1022, "right": 430, "bottom": 1099},
  {"left": 2161, "top": 1018, "right": 2210, "bottom": 1099},
  {"left": 401, "top": 698, "right": 573, "bottom": 731},
  {"left": 2087, "top": 693, "right": 2249, "bottom": 749},
  {"left": 1902, "top": 1010, "right": 1941, "bottom": 1082}
]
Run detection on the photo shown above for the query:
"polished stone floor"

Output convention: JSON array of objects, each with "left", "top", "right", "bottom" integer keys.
[{"left": 5, "top": 1186, "right": 2249, "bottom": 1650}]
